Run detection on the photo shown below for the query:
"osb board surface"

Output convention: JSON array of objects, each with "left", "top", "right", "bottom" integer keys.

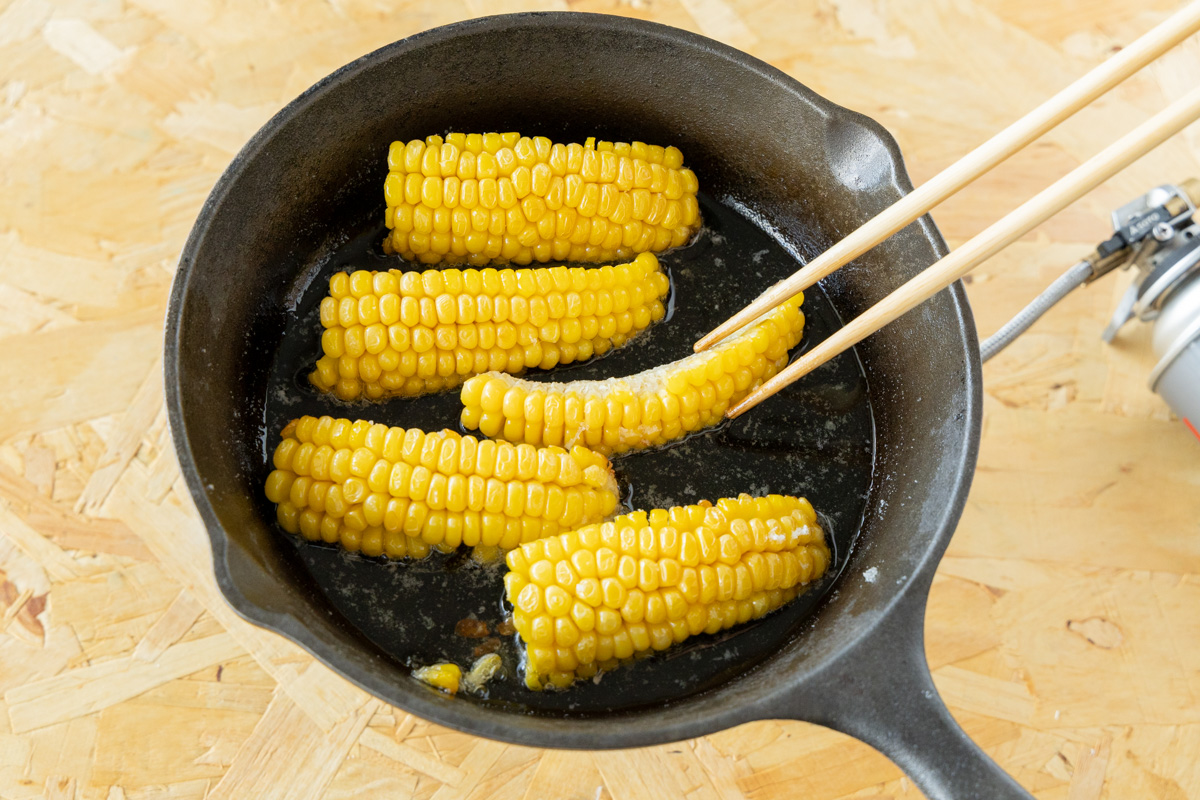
[{"left": 1, "top": 0, "right": 1199, "bottom": 798}]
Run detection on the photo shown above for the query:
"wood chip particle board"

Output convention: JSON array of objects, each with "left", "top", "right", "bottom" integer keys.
[{"left": 1, "top": 1, "right": 1199, "bottom": 799}]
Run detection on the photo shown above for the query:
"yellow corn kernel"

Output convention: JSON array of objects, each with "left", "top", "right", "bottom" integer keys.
[
  {"left": 309, "top": 253, "right": 669, "bottom": 400},
  {"left": 267, "top": 416, "right": 621, "bottom": 560},
  {"left": 506, "top": 494, "right": 829, "bottom": 689},
  {"left": 412, "top": 662, "right": 461, "bottom": 694},
  {"left": 382, "top": 133, "right": 699, "bottom": 265},
  {"left": 461, "top": 295, "right": 805, "bottom": 454}
]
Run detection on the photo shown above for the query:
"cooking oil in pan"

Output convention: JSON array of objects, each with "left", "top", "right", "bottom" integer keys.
[{"left": 262, "top": 194, "right": 874, "bottom": 714}]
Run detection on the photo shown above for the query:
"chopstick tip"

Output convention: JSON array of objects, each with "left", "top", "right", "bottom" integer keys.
[{"left": 725, "top": 398, "right": 751, "bottom": 419}]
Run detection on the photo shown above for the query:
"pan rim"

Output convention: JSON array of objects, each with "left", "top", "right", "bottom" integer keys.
[{"left": 164, "top": 10, "right": 981, "bottom": 749}]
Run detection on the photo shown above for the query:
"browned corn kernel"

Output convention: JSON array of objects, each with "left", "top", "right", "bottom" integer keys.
[
  {"left": 308, "top": 253, "right": 669, "bottom": 401},
  {"left": 504, "top": 494, "right": 829, "bottom": 690},
  {"left": 460, "top": 295, "right": 805, "bottom": 454},
  {"left": 265, "top": 415, "right": 621, "bottom": 559},
  {"left": 382, "top": 133, "right": 700, "bottom": 265}
]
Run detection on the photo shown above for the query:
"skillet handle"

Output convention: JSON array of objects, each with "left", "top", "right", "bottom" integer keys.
[{"left": 778, "top": 591, "right": 1033, "bottom": 799}]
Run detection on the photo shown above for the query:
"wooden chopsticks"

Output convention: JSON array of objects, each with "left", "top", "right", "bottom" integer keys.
[
  {"left": 727, "top": 84, "right": 1200, "bottom": 417},
  {"left": 697, "top": 1, "right": 1200, "bottom": 418},
  {"left": 697, "top": 1, "right": 1200, "bottom": 355},
  {"left": 699, "top": 1, "right": 1200, "bottom": 355}
]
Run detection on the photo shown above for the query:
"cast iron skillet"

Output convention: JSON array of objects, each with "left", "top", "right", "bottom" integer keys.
[{"left": 165, "top": 13, "right": 1032, "bottom": 799}]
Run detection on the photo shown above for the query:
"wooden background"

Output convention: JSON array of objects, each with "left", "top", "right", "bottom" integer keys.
[{"left": 2, "top": 0, "right": 1199, "bottom": 797}]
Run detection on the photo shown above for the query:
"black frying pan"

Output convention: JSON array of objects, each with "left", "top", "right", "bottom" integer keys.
[{"left": 165, "top": 13, "right": 1031, "bottom": 798}]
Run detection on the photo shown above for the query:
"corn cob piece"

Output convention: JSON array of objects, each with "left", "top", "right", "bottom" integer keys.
[
  {"left": 265, "top": 415, "right": 621, "bottom": 559},
  {"left": 460, "top": 295, "right": 805, "bottom": 455},
  {"left": 504, "top": 494, "right": 829, "bottom": 690},
  {"left": 308, "top": 252, "right": 670, "bottom": 401},
  {"left": 382, "top": 132, "right": 701, "bottom": 265}
]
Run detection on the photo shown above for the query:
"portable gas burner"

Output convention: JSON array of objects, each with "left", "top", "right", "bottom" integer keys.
[{"left": 982, "top": 179, "right": 1200, "bottom": 437}]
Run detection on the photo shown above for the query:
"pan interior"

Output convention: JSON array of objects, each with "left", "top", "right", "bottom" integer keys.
[{"left": 261, "top": 192, "right": 875, "bottom": 715}]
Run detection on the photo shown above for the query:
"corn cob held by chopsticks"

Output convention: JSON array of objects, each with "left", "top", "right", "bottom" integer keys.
[
  {"left": 459, "top": 295, "right": 805, "bottom": 454},
  {"left": 309, "top": 254, "right": 670, "bottom": 401},
  {"left": 383, "top": 133, "right": 700, "bottom": 266},
  {"left": 266, "top": 415, "right": 621, "bottom": 560},
  {"left": 504, "top": 494, "right": 829, "bottom": 690}
]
